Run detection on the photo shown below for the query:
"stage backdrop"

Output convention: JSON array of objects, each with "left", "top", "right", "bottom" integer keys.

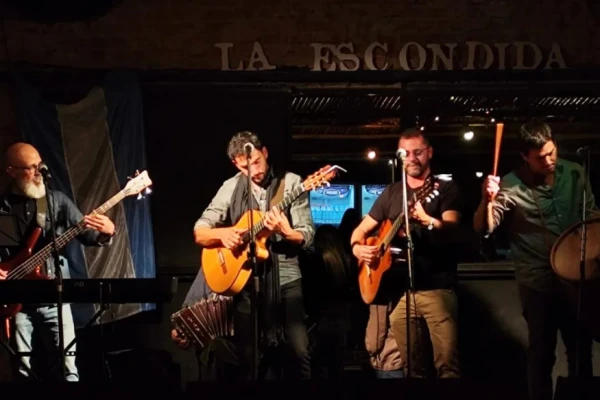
[{"left": 11, "top": 71, "right": 156, "bottom": 328}]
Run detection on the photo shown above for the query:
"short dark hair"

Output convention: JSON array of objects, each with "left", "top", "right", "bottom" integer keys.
[
  {"left": 227, "top": 130, "right": 263, "bottom": 160},
  {"left": 517, "top": 119, "right": 554, "bottom": 154},
  {"left": 399, "top": 128, "right": 430, "bottom": 147}
]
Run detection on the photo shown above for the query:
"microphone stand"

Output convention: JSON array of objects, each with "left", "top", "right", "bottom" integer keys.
[
  {"left": 575, "top": 146, "right": 590, "bottom": 377},
  {"left": 245, "top": 149, "right": 260, "bottom": 381},
  {"left": 399, "top": 155, "right": 415, "bottom": 379},
  {"left": 41, "top": 170, "right": 67, "bottom": 381}
]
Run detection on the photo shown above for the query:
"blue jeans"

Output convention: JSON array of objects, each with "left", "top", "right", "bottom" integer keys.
[
  {"left": 14, "top": 303, "right": 78, "bottom": 382},
  {"left": 376, "top": 369, "right": 404, "bottom": 379}
]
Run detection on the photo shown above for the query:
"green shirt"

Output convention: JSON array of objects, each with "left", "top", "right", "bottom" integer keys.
[{"left": 490, "top": 158, "right": 597, "bottom": 292}]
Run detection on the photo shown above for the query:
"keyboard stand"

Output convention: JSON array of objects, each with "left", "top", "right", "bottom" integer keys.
[
  {"left": 49, "top": 280, "right": 114, "bottom": 379},
  {"left": 0, "top": 277, "right": 178, "bottom": 381},
  {"left": 47, "top": 302, "right": 112, "bottom": 378}
]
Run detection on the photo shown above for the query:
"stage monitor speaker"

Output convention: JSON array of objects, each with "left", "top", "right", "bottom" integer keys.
[
  {"left": 186, "top": 379, "right": 528, "bottom": 400},
  {"left": 554, "top": 376, "right": 600, "bottom": 400}
]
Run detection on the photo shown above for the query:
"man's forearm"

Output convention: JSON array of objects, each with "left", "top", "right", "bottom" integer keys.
[
  {"left": 473, "top": 200, "right": 494, "bottom": 234},
  {"left": 282, "top": 228, "right": 306, "bottom": 245},
  {"left": 430, "top": 218, "right": 457, "bottom": 230},
  {"left": 350, "top": 229, "right": 367, "bottom": 247},
  {"left": 194, "top": 227, "right": 223, "bottom": 247}
]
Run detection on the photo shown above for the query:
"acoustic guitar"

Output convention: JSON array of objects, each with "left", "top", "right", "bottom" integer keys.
[
  {"left": 201, "top": 165, "right": 345, "bottom": 296},
  {"left": 358, "top": 176, "right": 440, "bottom": 304},
  {"left": 0, "top": 170, "right": 153, "bottom": 321}
]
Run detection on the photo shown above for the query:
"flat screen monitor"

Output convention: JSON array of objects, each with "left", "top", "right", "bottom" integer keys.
[
  {"left": 310, "top": 184, "right": 355, "bottom": 227},
  {"left": 361, "top": 184, "right": 387, "bottom": 217}
]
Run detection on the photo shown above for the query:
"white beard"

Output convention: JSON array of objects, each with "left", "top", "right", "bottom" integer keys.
[{"left": 18, "top": 180, "right": 46, "bottom": 199}]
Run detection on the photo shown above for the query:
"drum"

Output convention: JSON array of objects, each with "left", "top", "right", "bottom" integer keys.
[
  {"left": 551, "top": 217, "right": 600, "bottom": 282},
  {"left": 551, "top": 217, "right": 600, "bottom": 342}
]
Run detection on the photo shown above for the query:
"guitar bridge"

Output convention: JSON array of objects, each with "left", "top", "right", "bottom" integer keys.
[{"left": 218, "top": 250, "right": 226, "bottom": 272}]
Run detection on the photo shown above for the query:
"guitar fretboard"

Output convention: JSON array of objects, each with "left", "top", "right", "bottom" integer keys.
[
  {"left": 241, "top": 186, "right": 305, "bottom": 242},
  {"left": 7, "top": 190, "right": 126, "bottom": 280}
]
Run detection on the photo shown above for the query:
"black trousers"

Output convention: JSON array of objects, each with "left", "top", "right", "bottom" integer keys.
[
  {"left": 519, "top": 284, "right": 594, "bottom": 400},
  {"left": 225, "top": 278, "right": 311, "bottom": 380}
]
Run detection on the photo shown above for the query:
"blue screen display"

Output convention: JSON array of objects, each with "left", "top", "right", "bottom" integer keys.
[
  {"left": 309, "top": 184, "right": 355, "bottom": 226},
  {"left": 361, "top": 184, "right": 387, "bottom": 217}
]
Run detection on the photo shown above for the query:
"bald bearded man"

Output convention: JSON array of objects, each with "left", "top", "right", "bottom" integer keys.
[{"left": 0, "top": 142, "right": 116, "bottom": 382}]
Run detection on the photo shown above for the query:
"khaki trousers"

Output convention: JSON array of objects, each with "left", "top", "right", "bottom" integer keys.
[{"left": 389, "top": 288, "right": 460, "bottom": 378}]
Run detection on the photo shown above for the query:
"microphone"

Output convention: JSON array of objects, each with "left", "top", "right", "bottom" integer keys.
[
  {"left": 576, "top": 145, "right": 590, "bottom": 158},
  {"left": 38, "top": 162, "right": 51, "bottom": 179},
  {"left": 244, "top": 143, "right": 255, "bottom": 155},
  {"left": 396, "top": 148, "right": 407, "bottom": 160}
]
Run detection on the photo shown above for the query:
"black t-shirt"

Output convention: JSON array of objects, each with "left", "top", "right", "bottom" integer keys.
[{"left": 368, "top": 174, "right": 462, "bottom": 290}]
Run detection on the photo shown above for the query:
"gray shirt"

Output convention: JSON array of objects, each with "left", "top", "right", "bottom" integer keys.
[
  {"left": 194, "top": 171, "right": 315, "bottom": 286},
  {"left": 490, "top": 158, "right": 597, "bottom": 292}
]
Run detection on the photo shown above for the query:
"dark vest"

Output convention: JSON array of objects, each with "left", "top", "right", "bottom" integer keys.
[{"left": 228, "top": 168, "right": 286, "bottom": 350}]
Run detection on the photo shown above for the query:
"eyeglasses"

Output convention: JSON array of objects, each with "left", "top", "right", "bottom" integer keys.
[
  {"left": 10, "top": 163, "right": 42, "bottom": 174},
  {"left": 400, "top": 147, "right": 429, "bottom": 157}
]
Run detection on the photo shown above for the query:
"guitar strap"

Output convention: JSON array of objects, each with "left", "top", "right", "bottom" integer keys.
[
  {"left": 36, "top": 194, "right": 48, "bottom": 228},
  {"left": 269, "top": 174, "right": 286, "bottom": 209}
]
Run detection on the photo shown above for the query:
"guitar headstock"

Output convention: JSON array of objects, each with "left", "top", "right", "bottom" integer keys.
[
  {"left": 302, "top": 165, "right": 347, "bottom": 191},
  {"left": 409, "top": 176, "right": 441, "bottom": 207},
  {"left": 124, "top": 170, "right": 153, "bottom": 198}
]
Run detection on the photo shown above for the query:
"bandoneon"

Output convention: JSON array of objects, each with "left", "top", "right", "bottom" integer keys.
[{"left": 171, "top": 294, "right": 234, "bottom": 350}]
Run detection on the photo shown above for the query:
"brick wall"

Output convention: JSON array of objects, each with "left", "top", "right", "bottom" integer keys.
[
  {"left": 0, "top": 0, "right": 599, "bottom": 70},
  {"left": 0, "top": 83, "right": 19, "bottom": 187}
]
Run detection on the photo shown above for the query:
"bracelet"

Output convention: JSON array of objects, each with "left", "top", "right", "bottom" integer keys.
[{"left": 427, "top": 218, "right": 434, "bottom": 230}]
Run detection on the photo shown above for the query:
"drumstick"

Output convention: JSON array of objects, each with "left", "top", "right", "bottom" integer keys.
[
  {"left": 4, "top": 318, "right": 9, "bottom": 339},
  {"left": 491, "top": 122, "right": 504, "bottom": 201},
  {"left": 493, "top": 122, "right": 504, "bottom": 176}
]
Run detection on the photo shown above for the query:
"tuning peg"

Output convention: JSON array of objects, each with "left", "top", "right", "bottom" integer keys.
[
  {"left": 136, "top": 188, "right": 152, "bottom": 200},
  {"left": 135, "top": 170, "right": 140, "bottom": 176}
]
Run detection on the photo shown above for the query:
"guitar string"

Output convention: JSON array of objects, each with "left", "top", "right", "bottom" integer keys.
[
  {"left": 382, "top": 176, "right": 436, "bottom": 248},
  {"left": 238, "top": 172, "right": 330, "bottom": 242},
  {"left": 6, "top": 191, "right": 127, "bottom": 280},
  {"left": 240, "top": 186, "right": 305, "bottom": 243}
]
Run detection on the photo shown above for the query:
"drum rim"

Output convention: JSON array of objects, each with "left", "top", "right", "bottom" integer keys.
[{"left": 550, "top": 216, "right": 600, "bottom": 279}]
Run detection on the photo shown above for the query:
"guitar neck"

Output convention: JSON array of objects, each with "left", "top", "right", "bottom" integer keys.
[
  {"left": 16, "top": 190, "right": 126, "bottom": 277},
  {"left": 382, "top": 212, "right": 406, "bottom": 248},
  {"left": 246, "top": 186, "right": 305, "bottom": 238}
]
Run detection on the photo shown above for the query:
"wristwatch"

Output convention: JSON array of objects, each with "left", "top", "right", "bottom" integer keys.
[{"left": 428, "top": 218, "right": 434, "bottom": 231}]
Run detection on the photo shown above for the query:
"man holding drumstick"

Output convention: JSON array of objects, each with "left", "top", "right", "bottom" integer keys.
[{"left": 473, "top": 119, "right": 597, "bottom": 400}]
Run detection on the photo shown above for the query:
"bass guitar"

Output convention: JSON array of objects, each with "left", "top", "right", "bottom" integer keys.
[
  {"left": 0, "top": 170, "right": 153, "bottom": 319},
  {"left": 358, "top": 175, "right": 440, "bottom": 304},
  {"left": 202, "top": 165, "right": 345, "bottom": 296}
]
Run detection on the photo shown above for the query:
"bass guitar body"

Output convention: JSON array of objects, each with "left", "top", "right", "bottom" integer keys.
[
  {"left": 0, "top": 228, "right": 50, "bottom": 319},
  {"left": 358, "top": 219, "right": 394, "bottom": 304},
  {"left": 202, "top": 210, "right": 270, "bottom": 296}
]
